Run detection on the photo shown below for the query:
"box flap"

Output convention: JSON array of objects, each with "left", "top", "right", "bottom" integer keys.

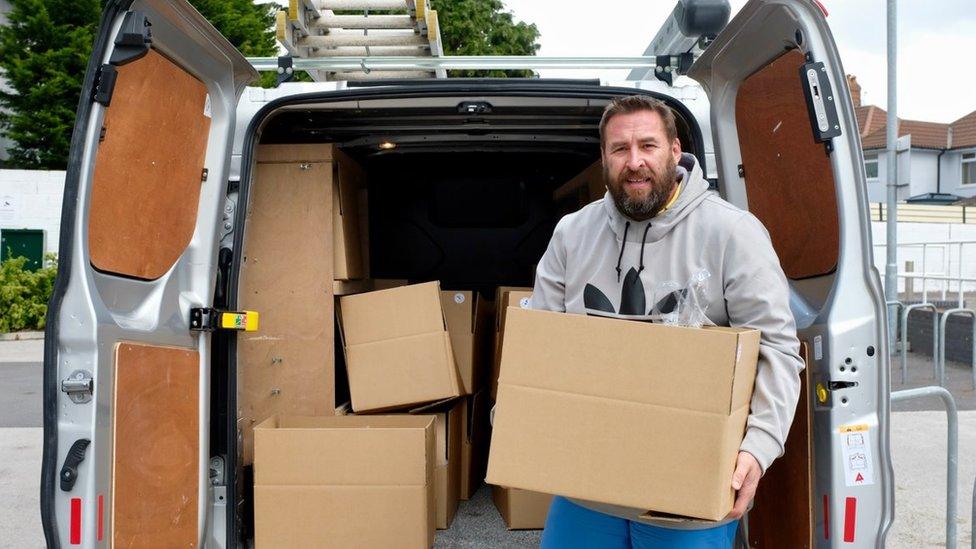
[
  {"left": 499, "top": 308, "right": 756, "bottom": 415},
  {"left": 340, "top": 282, "right": 444, "bottom": 346},
  {"left": 254, "top": 415, "right": 434, "bottom": 486}
]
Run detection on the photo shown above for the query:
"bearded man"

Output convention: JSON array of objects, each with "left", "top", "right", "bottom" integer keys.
[{"left": 529, "top": 94, "right": 805, "bottom": 548}]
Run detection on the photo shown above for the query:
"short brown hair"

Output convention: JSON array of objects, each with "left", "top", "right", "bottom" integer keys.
[{"left": 599, "top": 95, "right": 678, "bottom": 149}]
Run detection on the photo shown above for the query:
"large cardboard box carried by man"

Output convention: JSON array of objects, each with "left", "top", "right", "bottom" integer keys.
[
  {"left": 487, "top": 308, "right": 760, "bottom": 522},
  {"left": 253, "top": 415, "right": 436, "bottom": 548}
]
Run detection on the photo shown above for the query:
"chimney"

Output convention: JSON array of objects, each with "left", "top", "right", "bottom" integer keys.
[{"left": 847, "top": 75, "right": 862, "bottom": 107}]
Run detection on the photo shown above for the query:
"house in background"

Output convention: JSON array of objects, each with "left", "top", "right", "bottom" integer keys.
[{"left": 850, "top": 75, "right": 976, "bottom": 204}]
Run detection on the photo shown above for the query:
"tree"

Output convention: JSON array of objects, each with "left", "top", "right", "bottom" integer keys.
[
  {"left": 0, "top": 0, "right": 101, "bottom": 169},
  {"left": 0, "top": 0, "right": 277, "bottom": 169},
  {"left": 432, "top": 0, "right": 540, "bottom": 78}
]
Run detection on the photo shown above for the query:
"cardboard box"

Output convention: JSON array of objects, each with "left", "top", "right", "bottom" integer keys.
[
  {"left": 410, "top": 399, "right": 463, "bottom": 529},
  {"left": 339, "top": 282, "right": 462, "bottom": 412},
  {"left": 486, "top": 308, "right": 761, "bottom": 521},
  {"left": 441, "top": 290, "right": 493, "bottom": 395},
  {"left": 253, "top": 415, "right": 436, "bottom": 549},
  {"left": 492, "top": 486, "right": 554, "bottom": 530},
  {"left": 490, "top": 287, "right": 533, "bottom": 400},
  {"left": 333, "top": 148, "right": 367, "bottom": 281},
  {"left": 460, "top": 390, "right": 491, "bottom": 500}
]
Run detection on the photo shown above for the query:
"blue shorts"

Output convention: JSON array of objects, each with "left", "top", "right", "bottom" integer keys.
[{"left": 540, "top": 496, "right": 739, "bottom": 549}]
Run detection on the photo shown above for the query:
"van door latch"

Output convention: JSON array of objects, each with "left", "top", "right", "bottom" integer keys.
[
  {"left": 190, "top": 308, "right": 260, "bottom": 332},
  {"left": 61, "top": 370, "right": 93, "bottom": 404},
  {"left": 60, "top": 439, "right": 91, "bottom": 492}
]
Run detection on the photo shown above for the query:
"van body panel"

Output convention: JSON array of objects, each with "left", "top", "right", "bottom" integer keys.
[
  {"left": 42, "top": 1, "right": 253, "bottom": 547},
  {"left": 691, "top": 0, "right": 893, "bottom": 545}
]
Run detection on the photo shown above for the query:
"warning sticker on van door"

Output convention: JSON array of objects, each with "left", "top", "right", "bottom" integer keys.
[{"left": 839, "top": 424, "right": 875, "bottom": 487}]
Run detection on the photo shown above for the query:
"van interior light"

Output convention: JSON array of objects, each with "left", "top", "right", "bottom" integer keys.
[{"left": 379, "top": 141, "right": 397, "bottom": 150}]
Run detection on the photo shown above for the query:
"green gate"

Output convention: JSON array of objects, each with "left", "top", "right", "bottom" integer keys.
[{"left": 1, "top": 229, "right": 44, "bottom": 271}]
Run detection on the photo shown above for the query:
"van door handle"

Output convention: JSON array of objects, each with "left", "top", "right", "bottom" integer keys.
[{"left": 60, "top": 439, "right": 91, "bottom": 492}]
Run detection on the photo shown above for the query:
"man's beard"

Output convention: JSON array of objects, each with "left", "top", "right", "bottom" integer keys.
[{"left": 605, "top": 155, "right": 678, "bottom": 221}]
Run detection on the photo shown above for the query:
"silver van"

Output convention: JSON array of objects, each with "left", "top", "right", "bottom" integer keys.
[{"left": 41, "top": 0, "right": 893, "bottom": 546}]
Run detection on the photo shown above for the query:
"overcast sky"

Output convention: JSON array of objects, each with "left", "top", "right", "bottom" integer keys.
[{"left": 500, "top": 0, "right": 976, "bottom": 123}]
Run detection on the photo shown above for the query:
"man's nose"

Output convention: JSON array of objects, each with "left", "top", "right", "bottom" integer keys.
[{"left": 626, "top": 147, "right": 646, "bottom": 171}]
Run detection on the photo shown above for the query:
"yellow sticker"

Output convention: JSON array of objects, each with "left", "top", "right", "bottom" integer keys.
[
  {"left": 220, "top": 311, "right": 260, "bottom": 332},
  {"left": 839, "top": 424, "right": 869, "bottom": 433}
]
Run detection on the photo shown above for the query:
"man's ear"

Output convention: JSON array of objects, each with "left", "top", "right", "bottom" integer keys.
[{"left": 671, "top": 138, "right": 682, "bottom": 164}]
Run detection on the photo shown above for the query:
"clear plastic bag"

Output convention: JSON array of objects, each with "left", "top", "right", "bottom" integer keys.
[{"left": 653, "top": 269, "right": 714, "bottom": 329}]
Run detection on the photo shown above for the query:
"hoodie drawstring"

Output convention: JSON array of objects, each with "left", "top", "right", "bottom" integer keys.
[
  {"left": 637, "top": 222, "right": 652, "bottom": 275},
  {"left": 615, "top": 221, "right": 653, "bottom": 282},
  {"left": 615, "top": 221, "right": 630, "bottom": 282}
]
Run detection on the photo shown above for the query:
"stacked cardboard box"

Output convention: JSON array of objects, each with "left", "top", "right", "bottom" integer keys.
[
  {"left": 338, "top": 282, "right": 462, "bottom": 412},
  {"left": 489, "top": 287, "right": 533, "bottom": 401},
  {"left": 253, "top": 415, "right": 436, "bottom": 548},
  {"left": 487, "top": 308, "right": 761, "bottom": 522}
]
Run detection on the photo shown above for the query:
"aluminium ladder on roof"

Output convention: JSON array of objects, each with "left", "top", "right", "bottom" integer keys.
[{"left": 276, "top": 0, "right": 445, "bottom": 82}]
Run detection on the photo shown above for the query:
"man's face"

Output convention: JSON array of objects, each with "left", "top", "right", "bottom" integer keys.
[{"left": 602, "top": 110, "right": 683, "bottom": 221}]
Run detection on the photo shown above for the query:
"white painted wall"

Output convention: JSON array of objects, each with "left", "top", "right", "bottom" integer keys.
[
  {"left": 865, "top": 150, "right": 912, "bottom": 203},
  {"left": 0, "top": 169, "right": 66, "bottom": 257},
  {"left": 941, "top": 148, "right": 976, "bottom": 197}
]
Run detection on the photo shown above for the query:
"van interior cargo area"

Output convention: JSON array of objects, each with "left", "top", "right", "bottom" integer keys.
[{"left": 224, "top": 90, "right": 824, "bottom": 546}]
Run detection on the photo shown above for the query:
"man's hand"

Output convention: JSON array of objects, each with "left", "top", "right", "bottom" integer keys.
[{"left": 725, "top": 451, "right": 762, "bottom": 520}]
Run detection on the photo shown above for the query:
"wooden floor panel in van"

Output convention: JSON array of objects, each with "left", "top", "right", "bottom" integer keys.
[
  {"left": 748, "top": 342, "right": 813, "bottom": 547},
  {"left": 112, "top": 342, "right": 199, "bottom": 548},
  {"left": 735, "top": 49, "right": 840, "bottom": 280},
  {"left": 238, "top": 146, "right": 335, "bottom": 464},
  {"left": 88, "top": 49, "right": 211, "bottom": 280}
]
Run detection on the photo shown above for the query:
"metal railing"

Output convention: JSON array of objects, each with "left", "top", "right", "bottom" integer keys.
[
  {"left": 937, "top": 308, "right": 976, "bottom": 389},
  {"left": 900, "top": 302, "right": 938, "bottom": 383},
  {"left": 875, "top": 240, "right": 976, "bottom": 307},
  {"left": 890, "top": 386, "right": 958, "bottom": 548}
]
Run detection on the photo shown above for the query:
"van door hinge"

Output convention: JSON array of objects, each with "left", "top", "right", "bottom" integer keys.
[
  {"left": 93, "top": 64, "right": 118, "bottom": 106},
  {"left": 60, "top": 370, "right": 93, "bottom": 404},
  {"left": 201, "top": 168, "right": 209, "bottom": 182},
  {"left": 190, "top": 308, "right": 260, "bottom": 332}
]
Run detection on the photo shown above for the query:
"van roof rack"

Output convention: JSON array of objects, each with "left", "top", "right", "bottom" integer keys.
[
  {"left": 248, "top": 55, "right": 659, "bottom": 76},
  {"left": 345, "top": 77, "right": 603, "bottom": 87}
]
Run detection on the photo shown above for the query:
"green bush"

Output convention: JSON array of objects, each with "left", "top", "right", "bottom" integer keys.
[{"left": 0, "top": 253, "right": 58, "bottom": 332}]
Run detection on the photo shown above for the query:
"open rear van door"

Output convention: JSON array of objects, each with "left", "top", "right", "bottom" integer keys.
[
  {"left": 689, "top": 1, "right": 894, "bottom": 547},
  {"left": 41, "top": 1, "right": 256, "bottom": 547}
]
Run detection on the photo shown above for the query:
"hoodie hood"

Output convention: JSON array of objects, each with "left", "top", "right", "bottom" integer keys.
[{"left": 603, "top": 152, "right": 711, "bottom": 244}]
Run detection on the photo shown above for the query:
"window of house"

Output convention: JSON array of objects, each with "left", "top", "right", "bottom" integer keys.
[
  {"left": 963, "top": 153, "right": 976, "bottom": 186},
  {"left": 864, "top": 153, "right": 879, "bottom": 180}
]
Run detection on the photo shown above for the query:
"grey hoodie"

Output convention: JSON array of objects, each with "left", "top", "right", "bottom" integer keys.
[{"left": 529, "top": 153, "right": 804, "bottom": 528}]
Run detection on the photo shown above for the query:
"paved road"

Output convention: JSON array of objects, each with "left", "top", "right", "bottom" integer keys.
[{"left": 2, "top": 340, "right": 973, "bottom": 547}]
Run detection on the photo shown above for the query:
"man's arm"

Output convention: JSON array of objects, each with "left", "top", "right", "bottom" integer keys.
[
  {"left": 722, "top": 213, "right": 805, "bottom": 473},
  {"left": 529, "top": 217, "right": 569, "bottom": 312}
]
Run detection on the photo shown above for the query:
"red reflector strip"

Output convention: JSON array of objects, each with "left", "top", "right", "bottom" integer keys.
[
  {"left": 70, "top": 497, "right": 82, "bottom": 545},
  {"left": 823, "top": 494, "right": 830, "bottom": 539},
  {"left": 97, "top": 494, "right": 104, "bottom": 541},
  {"left": 814, "top": 0, "right": 829, "bottom": 16},
  {"left": 844, "top": 497, "right": 857, "bottom": 542}
]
